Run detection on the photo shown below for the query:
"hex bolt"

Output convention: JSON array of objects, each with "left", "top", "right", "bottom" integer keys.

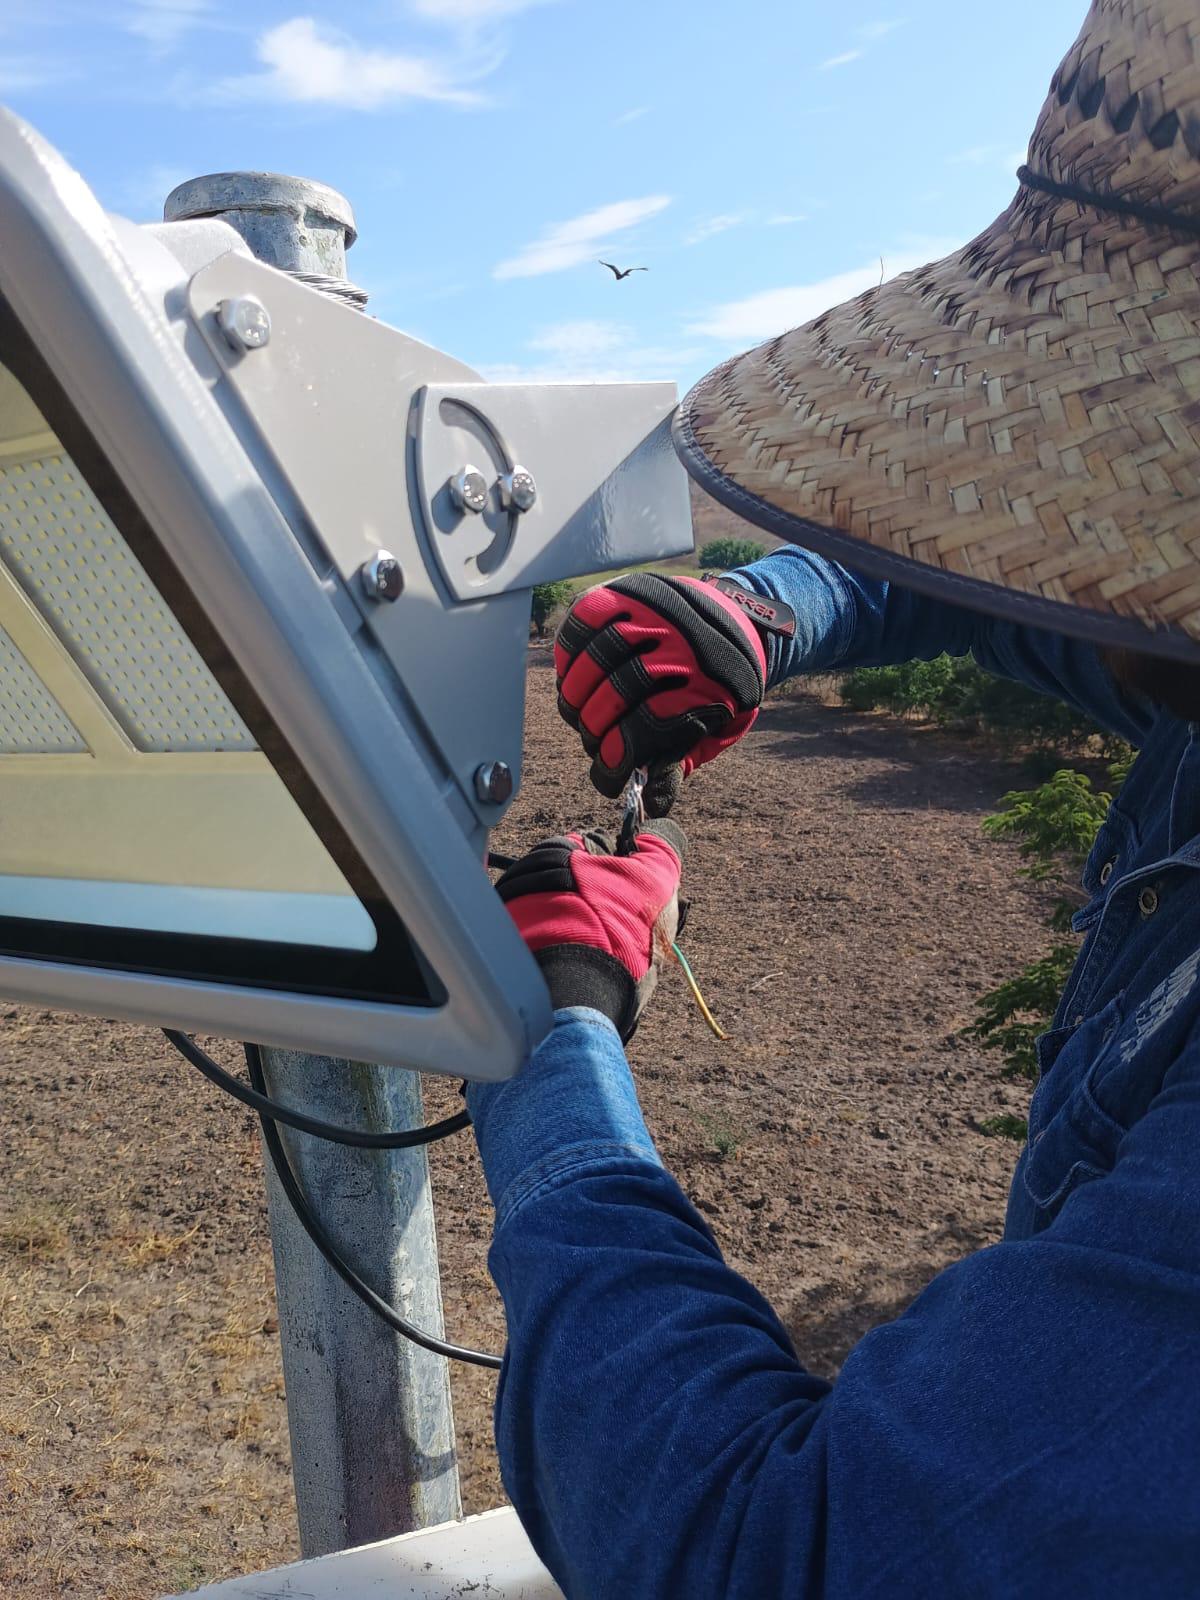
[
  {"left": 360, "top": 550, "right": 404, "bottom": 603},
  {"left": 216, "top": 295, "right": 272, "bottom": 351},
  {"left": 498, "top": 466, "right": 538, "bottom": 514},
  {"left": 448, "top": 466, "right": 489, "bottom": 515},
  {"left": 474, "top": 761, "right": 514, "bottom": 805}
]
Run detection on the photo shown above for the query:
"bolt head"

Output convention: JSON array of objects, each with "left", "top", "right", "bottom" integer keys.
[
  {"left": 449, "top": 466, "right": 489, "bottom": 515},
  {"left": 499, "top": 466, "right": 538, "bottom": 514},
  {"left": 360, "top": 550, "right": 404, "bottom": 602},
  {"left": 217, "top": 296, "right": 271, "bottom": 351},
  {"left": 474, "top": 761, "right": 514, "bottom": 805}
]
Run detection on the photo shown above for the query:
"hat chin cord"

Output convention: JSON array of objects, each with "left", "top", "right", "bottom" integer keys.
[{"left": 1016, "top": 164, "right": 1200, "bottom": 241}]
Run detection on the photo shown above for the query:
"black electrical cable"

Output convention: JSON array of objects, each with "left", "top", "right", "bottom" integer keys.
[
  {"left": 244, "top": 1042, "right": 502, "bottom": 1371},
  {"left": 162, "top": 846, "right": 526, "bottom": 1366},
  {"left": 164, "top": 1029, "right": 471, "bottom": 1149}
]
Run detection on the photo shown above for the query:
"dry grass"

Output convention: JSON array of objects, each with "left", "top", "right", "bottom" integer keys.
[{"left": 0, "top": 1017, "right": 296, "bottom": 1597}]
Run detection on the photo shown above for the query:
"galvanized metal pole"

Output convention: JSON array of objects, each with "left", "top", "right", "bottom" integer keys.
[{"left": 165, "top": 172, "right": 461, "bottom": 1557}]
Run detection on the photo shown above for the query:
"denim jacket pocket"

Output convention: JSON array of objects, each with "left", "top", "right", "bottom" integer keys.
[{"left": 1023, "top": 997, "right": 1125, "bottom": 1215}]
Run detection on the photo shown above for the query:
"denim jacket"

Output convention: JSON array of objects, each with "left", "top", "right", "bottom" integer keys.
[{"left": 467, "top": 550, "right": 1200, "bottom": 1599}]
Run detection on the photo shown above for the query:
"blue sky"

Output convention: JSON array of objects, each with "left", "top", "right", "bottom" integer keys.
[{"left": 1, "top": 0, "right": 1088, "bottom": 392}]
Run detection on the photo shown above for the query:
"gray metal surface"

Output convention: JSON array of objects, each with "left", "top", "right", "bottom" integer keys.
[
  {"left": 0, "top": 105, "right": 553, "bottom": 1079},
  {"left": 184, "top": 253, "right": 693, "bottom": 828},
  {"left": 415, "top": 380, "right": 692, "bottom": 602},
  {"left": 196, "top": 167, "right": 466, "bottom": 1560},
  {"left": 164, "top": 171, "right": 358, "bottom": 279},
  {"left": 183, "top": 250, "right": 533, "bottom": 831},
  {"left": 256, "top": 1051, "right": 461, "bottom": 1556}
]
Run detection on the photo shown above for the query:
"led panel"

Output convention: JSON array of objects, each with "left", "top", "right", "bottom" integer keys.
[
  {"left": 0, "top": 619, "right": 84, "bottom": 752},
  {"left": 0, "top": 443, "right": 255, "bottom": 753},
  {"left": 0, "top": 355, "right": 390, "bottom": 970}
]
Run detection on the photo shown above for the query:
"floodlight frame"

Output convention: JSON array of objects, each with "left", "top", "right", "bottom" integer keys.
[{"left": 0, "top": 108, "right": 554, "bottom": 1080}]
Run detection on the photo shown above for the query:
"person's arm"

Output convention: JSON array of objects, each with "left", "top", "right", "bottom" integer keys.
[
  {"left": 468, "top": 1025, "right": 1199, "bottom": 1599},
  {"left": 729, "top": 547, "right": 1152, "bottom": 745}
]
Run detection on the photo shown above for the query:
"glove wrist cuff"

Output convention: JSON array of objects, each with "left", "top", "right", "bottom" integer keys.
[
  {"left": 707, "top": 574, "right": 797, "bottom": 640},
  {"left": 534, "top": 946, "right": 640, "bottom": 1042}
]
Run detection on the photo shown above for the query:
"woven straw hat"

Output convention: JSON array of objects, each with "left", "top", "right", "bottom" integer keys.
[{"left": 674, "top": 0, "right": 1200, "bottom": 664}]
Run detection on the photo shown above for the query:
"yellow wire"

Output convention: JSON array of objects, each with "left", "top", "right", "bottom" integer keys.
[{"left": 671, "top": 942, "right": 728, "bottom": 1041}]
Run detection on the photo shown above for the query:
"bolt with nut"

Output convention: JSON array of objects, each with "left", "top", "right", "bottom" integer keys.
[
  {"left": 498, "top": 467, "right": 538, "bottom": 514},
  {"left": 217, "top": 295, "right": 272, "bottom": 351},
  {"left": 449, "top": 466, "right": 489, "bottom": 515},
  {"left": 360, "top": 550, "right": 404, "bottom": 603},
  {"left": 474, "top": 761, "right": 514, "bottom": 806}
]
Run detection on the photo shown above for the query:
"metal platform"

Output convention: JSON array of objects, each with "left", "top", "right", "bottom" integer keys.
[{"left": 174, "top": 1508, "right": 562, "bottom": 1599}]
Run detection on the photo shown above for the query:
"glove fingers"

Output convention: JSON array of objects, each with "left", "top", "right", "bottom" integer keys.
[
  {"left": 594, "top": 702, "right": 730, "bottom": 793},
  {"left": 587, "top": 751, "right": 630, "bottom": 801},
  {"left": 634, "top": 818, "right": 687, "bottom": 865},
  {"left": 557, "top": 571, "right": 767, "bottom": 801},
  {"left": 642, "top": 764, "right": 683, "bottom": 818},
  {"left": 557, "top": 620, "right": 648, "bottom": 733},
  {"left": 495, "top": 839, "right": 576, "bottom": 901}
]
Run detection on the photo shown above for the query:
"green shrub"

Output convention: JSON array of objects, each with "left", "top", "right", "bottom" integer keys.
[
  {"left": 837, "top": 654, "right": 1115, "bottom": 751},
  {"left": 967, "top": 757, "right": 1126, "bottom": 1088},
  {"left": 965, "top": 942, "right": 1079, "bottom": 1081},
  {"left": 530, "top": 580, "right": 576, "bottom": 639},
  {"left": 698, "top": 537, "right": 766, "bottom": 571},
  {"left": 982, "top": 769, "right": 1113, "bottom": 885},
  {"left": 979, "top": 1113, "right": 1030, "bottom": 1141}
]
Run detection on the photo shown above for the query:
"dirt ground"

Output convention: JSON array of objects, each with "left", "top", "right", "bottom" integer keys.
[{"left": 0, "top": 659, "right": 1045, "bottom": 1598}]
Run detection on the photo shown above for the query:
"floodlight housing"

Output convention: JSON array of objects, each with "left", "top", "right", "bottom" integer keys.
[{"left": 0, "top": 109, "right": 695, "bottom": 1080}]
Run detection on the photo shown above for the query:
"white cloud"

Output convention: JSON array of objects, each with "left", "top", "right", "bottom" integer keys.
[
  {"left": 767, "top": 212, "right": 808, "bottom": 226},
  {"left": 528, "top": 321, "right": 627, "bottom": 360},
  {"left": 615, "top": 106, "right": 649, "bottom": 126},
  {"left": 493, "top": 194, "right": 671, "bottom": 280},
  {"left": 818, "top": 20, "right": 904, "bottom": 71},
  {"left": 857, "top": 19, "right": 905, "bottom": 41},
  {"left": 483, "top": 320, "right": 700, "bottom": 384},
  {"left": 688, "top": 239, "right": 962, "bottom": 344},
  {"left": 0, "top": 55, "right": 66, "bottom": 91},
  {"left": 410, "top": 0, "right": 554, "bottom": 18},
  {"left": 125, "top": 0, "right": 211, "bottom": 49},
  {"left": 685, "top": 212, "right": 748, "bottom": 246},
  {"left": 213, "top": 17, "right": 483, "bottom": 109}
]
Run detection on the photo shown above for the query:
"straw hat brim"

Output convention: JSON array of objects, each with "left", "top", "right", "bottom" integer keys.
[{"left": 674, "top": 200, "right": 1200, "bottom": 666}]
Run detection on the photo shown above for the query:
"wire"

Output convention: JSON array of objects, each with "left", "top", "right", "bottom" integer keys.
[
  {"left": 244, "top": 1043, "right": 502, "bottom": 1371},
  {"left": 164, "top": 1029, "right": 471, "bottom": 1149},
  {"left": 672, "top": 943, "right": 728, "bottom": 1041},
  {"left": 288, "top": 269, "right": 370, "bottom": 310}
]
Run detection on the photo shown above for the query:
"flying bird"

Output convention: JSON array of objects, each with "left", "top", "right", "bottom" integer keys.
[{"left": 599, "top": 261, "right": 648, "bottom": 281}]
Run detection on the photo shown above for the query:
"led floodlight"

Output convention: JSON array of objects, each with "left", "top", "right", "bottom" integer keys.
[{"left": 0, "top": 109, "right": 695, "bottom": 1080}]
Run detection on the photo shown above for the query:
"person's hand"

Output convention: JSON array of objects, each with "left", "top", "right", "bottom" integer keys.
[
  {"left": 555, "top": 572, "right": 790, "bottom": 816},
  {"left": 496, "top": 822, "right": 685, "bottom": 1040}
]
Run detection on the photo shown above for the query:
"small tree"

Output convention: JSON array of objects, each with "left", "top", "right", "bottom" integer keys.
[
  {"left": 530, "top": 580, "right": 576, "bottom": 639},
  {"left": 699, "top": 537, "right": 766, "bottom": 571},
  {"left": 838, "top": 654, "right": 1122, "bottom": 752},
  {"left": 967, "top": 760, "right": 1125, "bottom": 1137}
]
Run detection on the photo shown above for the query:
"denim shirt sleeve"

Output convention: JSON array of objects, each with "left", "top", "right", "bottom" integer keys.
[
  {"left": 727, "top": 548, "right": 1154, "bottom": 746},
  {"left": 466, "top": 1008, "right": 661, "bottom": 1227},
  {"left": 466, "top": 1013, "right": 1200, "bottom": 1600}
]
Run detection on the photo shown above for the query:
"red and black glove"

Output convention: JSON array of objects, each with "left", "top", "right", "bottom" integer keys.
[
  {"left": 555, "top": 572, "right": 794, "bottom": 816},
  {"left": 496, "top": 822, "right": 685, "bottom": 1041}
]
